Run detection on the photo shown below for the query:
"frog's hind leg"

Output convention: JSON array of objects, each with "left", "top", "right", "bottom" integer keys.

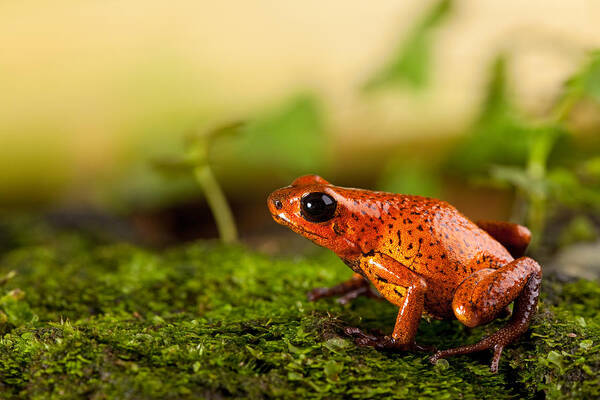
[
  {"left": 430, "top": 257, "right": 542, "bottom": 372},
  {"left": 307, "top": 273, "right": 382, "bottom": 304},
  {"left": 476, "top": 220, "right": 531, "bottom": 258}
]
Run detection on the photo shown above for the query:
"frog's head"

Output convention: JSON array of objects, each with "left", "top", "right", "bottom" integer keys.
[{"left": 267, "top": 175, "right": 360, "bottom": 255}]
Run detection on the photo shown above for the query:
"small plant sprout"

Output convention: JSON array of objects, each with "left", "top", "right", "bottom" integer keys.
[{"left": 153, "top": 122, "right": 243, "bottom": 244}]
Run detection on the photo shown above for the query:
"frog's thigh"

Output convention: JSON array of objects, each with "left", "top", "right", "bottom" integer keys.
[
  {"left": 360, "top": 255, "right": 427, "bottom": 343},
  {"left": 452, "top": 257, "right": 542, "bottom": 328},
  {"left": 475, "top": 220, "right": 531, "bottom": 258}
]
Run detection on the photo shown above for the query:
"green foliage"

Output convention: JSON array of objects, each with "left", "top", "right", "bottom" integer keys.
[
  {"left": 152, "top": 93, "right": 326, "bottom": 242},
  {"left": 448, "top": 55, "right": 541, "bottom": 174},
  {"left": 0, "top": 228, "right": 599, "bottom": 399},
  {"left": 377, "top": 158, "right": 442, "bottom": 198},
  {"left": 212, "top": 93, "right": 326, "bottom": 176},
  {"left": 446, "top": 55, "right": 552, "bottom": 246},
  {"left": 547, "top": 167, "right": 600, "bottom": 211},
  {"left": 363, "top": 0, "right": 453, "bottom": 91},
  {"left": 558, "top": 216, "right": 598, "bottom": 248},
  {"left": 583, "top": 156, "right": 600, "bottom": 179},
  {"left": 0, "top": 289, "right": 37, "bottom": 333},
  {"left": 562, "top": 50, "right": 600, "bottom": 106},
  {"left": 514, "top": 279, "right": 600, "bottom": 399},
  {"left": 447, "top": 51, "right": 600, "bottom": 248},
  {"left": 0, "top": 270, "right": 37, "bottom": 332}
]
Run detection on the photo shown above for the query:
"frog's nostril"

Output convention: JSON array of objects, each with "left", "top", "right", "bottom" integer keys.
[{"left": 274, "top": 199, "right": 283, "bottom": 210}]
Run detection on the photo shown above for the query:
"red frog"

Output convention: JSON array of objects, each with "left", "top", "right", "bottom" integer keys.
[{"left": 267, "top": 175, "right": 542, "bottom": 372}]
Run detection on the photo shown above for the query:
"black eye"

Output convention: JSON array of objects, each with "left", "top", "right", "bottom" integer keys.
[{"left": 301, "top": 192, "right": 337, "bottom": 222}]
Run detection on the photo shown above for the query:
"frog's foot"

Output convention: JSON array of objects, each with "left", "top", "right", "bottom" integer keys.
[
  {"left": 431, "top": 264, "right": 542, "bottom": 373},
  {"left": 430, "top": 310, "right": 535, "bottom": 373},
  {"left": 430, "top": 328, "right": 512, "bottom": 373},
  {"left": 307, "top": 274, "right": 382, "bottom": 304},
  {"left": 344, "top": 327, "right": 435, "bottom": 352}
]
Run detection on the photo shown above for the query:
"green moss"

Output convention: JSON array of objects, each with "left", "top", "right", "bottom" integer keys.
[{"left": 0, "top": 231, "right": 599, "bottom": 399}]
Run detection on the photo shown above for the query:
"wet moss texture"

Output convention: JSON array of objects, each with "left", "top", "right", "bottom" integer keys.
[{"left": 0, "top": 226, "right": 599, "bottom": 399}]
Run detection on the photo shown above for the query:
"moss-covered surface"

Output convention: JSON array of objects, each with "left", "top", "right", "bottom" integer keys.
[{"left": 0, "top": 226, "right": 599, "bottom": 399}]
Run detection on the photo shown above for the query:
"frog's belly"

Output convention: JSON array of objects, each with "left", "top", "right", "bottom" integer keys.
[
  {"left": 425, "top": 277, "right": 462, "bottom": 319},
  {"left": 422, "top": 278, "right": 458, "bottom": 319}
]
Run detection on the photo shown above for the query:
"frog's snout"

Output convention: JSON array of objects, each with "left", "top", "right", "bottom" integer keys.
[
  {"left": 268, "top": 193, "right": 294, "bottom": 228},
  {"left": 267, "top": 192, "right": 285, "bottom": 217}
]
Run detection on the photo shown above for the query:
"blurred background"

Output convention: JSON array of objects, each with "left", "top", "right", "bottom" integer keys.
[{"left": 1, "top": 0, "right": 600, "bottom": 274}]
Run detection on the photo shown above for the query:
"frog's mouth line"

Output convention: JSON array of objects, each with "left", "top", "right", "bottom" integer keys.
[{"left": 272, "top": 213, "right": 327, "bottom": 240}]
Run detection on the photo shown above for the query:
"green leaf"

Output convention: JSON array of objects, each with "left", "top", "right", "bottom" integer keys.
[
  {"left": 323, "top": 337, "right": 349, "bottom": 352},
  {"left": 489, "top": 165, "right": 534, "bottom": 192},
  {"left": 433, "top": 358, "right": 450, "bottom": 370},
  {"left": 548, "top": 167, "right": 600, "bottom": 210},
  {"left": 245, "top": 345, "right": 263, "bottom": 359},
  {"left": 378, "top": 158, "right": 441, "bottom": 197},
  {"left": 478, "top": 55, "right": 512, "bottom": 124},
  {"left": 286, "top": 341, "right": 312, "bottom": 355},
  {"left": 580, "top": 339, "right": 593, "bottom": 350},
  {"left": 0, "top": 289, "right": 37, "bottom": 327},
  {"left": 287, "top": 371, "right": 303, "bottom": 380},
  {"left": 564, "top": 50, "right": 600, "bottom": 104},
  {"left": 586, "top": 54, "right": 600, "bottom": 101},
  {"left": 582, "top": 156, "right": 600, "bottom": 179},
  {"left": 547, "top": 350, "right": 564, "bottom": 372},
  {"left": 212, "top": 94, "right": 325, "bottom": 175},
  {"left": 446, "top": 55, "right": 538, "bottom": 174},
  {"left": 558, "top": 216, "right": 598, "bottom": 248},
  {"left": 323, "top": 360, "right": 343, "bottom": 381},
  {"left": 363, "top": 0, "right": 453, "bottom": 91},
  {"left": 0, "top": 271, "right": 16, "bottom": 286}
]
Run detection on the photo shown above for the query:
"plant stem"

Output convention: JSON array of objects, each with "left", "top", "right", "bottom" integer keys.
[
  {"left": 524, "top": 87, "right": 580, "bottom": 249},
  {"left": 193, "top": 165, "right": 238, "bottom": 244},
  {"left": 525, "top": 131, "right": 552, "bottom": 249}
]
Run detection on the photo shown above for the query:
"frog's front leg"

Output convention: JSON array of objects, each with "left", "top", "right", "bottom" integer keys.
[
  {"left": 430, "top": 256, "right": 542, "bottom": 372},
  {"left": 307, "top": 273, "right": 382, "bottom": 304},
  {"left": 343, "top": 253, "right": 430, "bottom": 351}
]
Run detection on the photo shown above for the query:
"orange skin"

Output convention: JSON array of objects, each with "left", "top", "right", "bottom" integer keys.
[{"left": 268, "top": 175, "right": 542, "bottom": 372}]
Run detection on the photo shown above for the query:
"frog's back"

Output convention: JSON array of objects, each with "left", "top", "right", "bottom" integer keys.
[
  {"left": 332, "top": 187, "right": 512, "bottom": 273},
  {"left": 369, "top": 193, "right": 513, "bottom": 318},
  {"left": 379, "top": 194, "right": 512, "bottom": 272}
]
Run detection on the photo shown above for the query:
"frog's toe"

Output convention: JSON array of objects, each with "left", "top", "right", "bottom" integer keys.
[
  {"left": 429, "top": 338, "right": 506, "bottom": 372},
  {"left": 429, "top": 351, "right": 445, "bottom": 365},
  {"left": 307, "top": 287, "right": 330, "bottom": 302},
  {"left": 337, "top": 286, "right": 382, "bottom": 304},
  {"left": 413, "top": 343, "right": 436, "bottom": 352},
  {"left": 344, "top": 327, "right": 430, "bottom": 351},
  {"left": 490, "top": 344, "right": 504, "bottom": 373},
  {"left": 336, "top": 288, "right": 363, "bottom": 304},
  {"left": 375, "top": 338, "right": 424, "bottom": 351},
  {"left": 430, "top": 343, "right": 504, "bottom": 373},
  {"left": 343, "top": 326, "right": 377, "bottom": 341},
  {"left": 353, "top": 333, "right": 395, "bottom": 349},
  {"left": 343, "top": 326, "right": 387, "bottom": 347},
  {"left": 429, "top": 353, "right": 440, "bottom": 365}
]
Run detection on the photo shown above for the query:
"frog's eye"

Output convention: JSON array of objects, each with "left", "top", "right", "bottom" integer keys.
[{"left": 300, "top": 192, "right": 337, "bottom": 223}]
